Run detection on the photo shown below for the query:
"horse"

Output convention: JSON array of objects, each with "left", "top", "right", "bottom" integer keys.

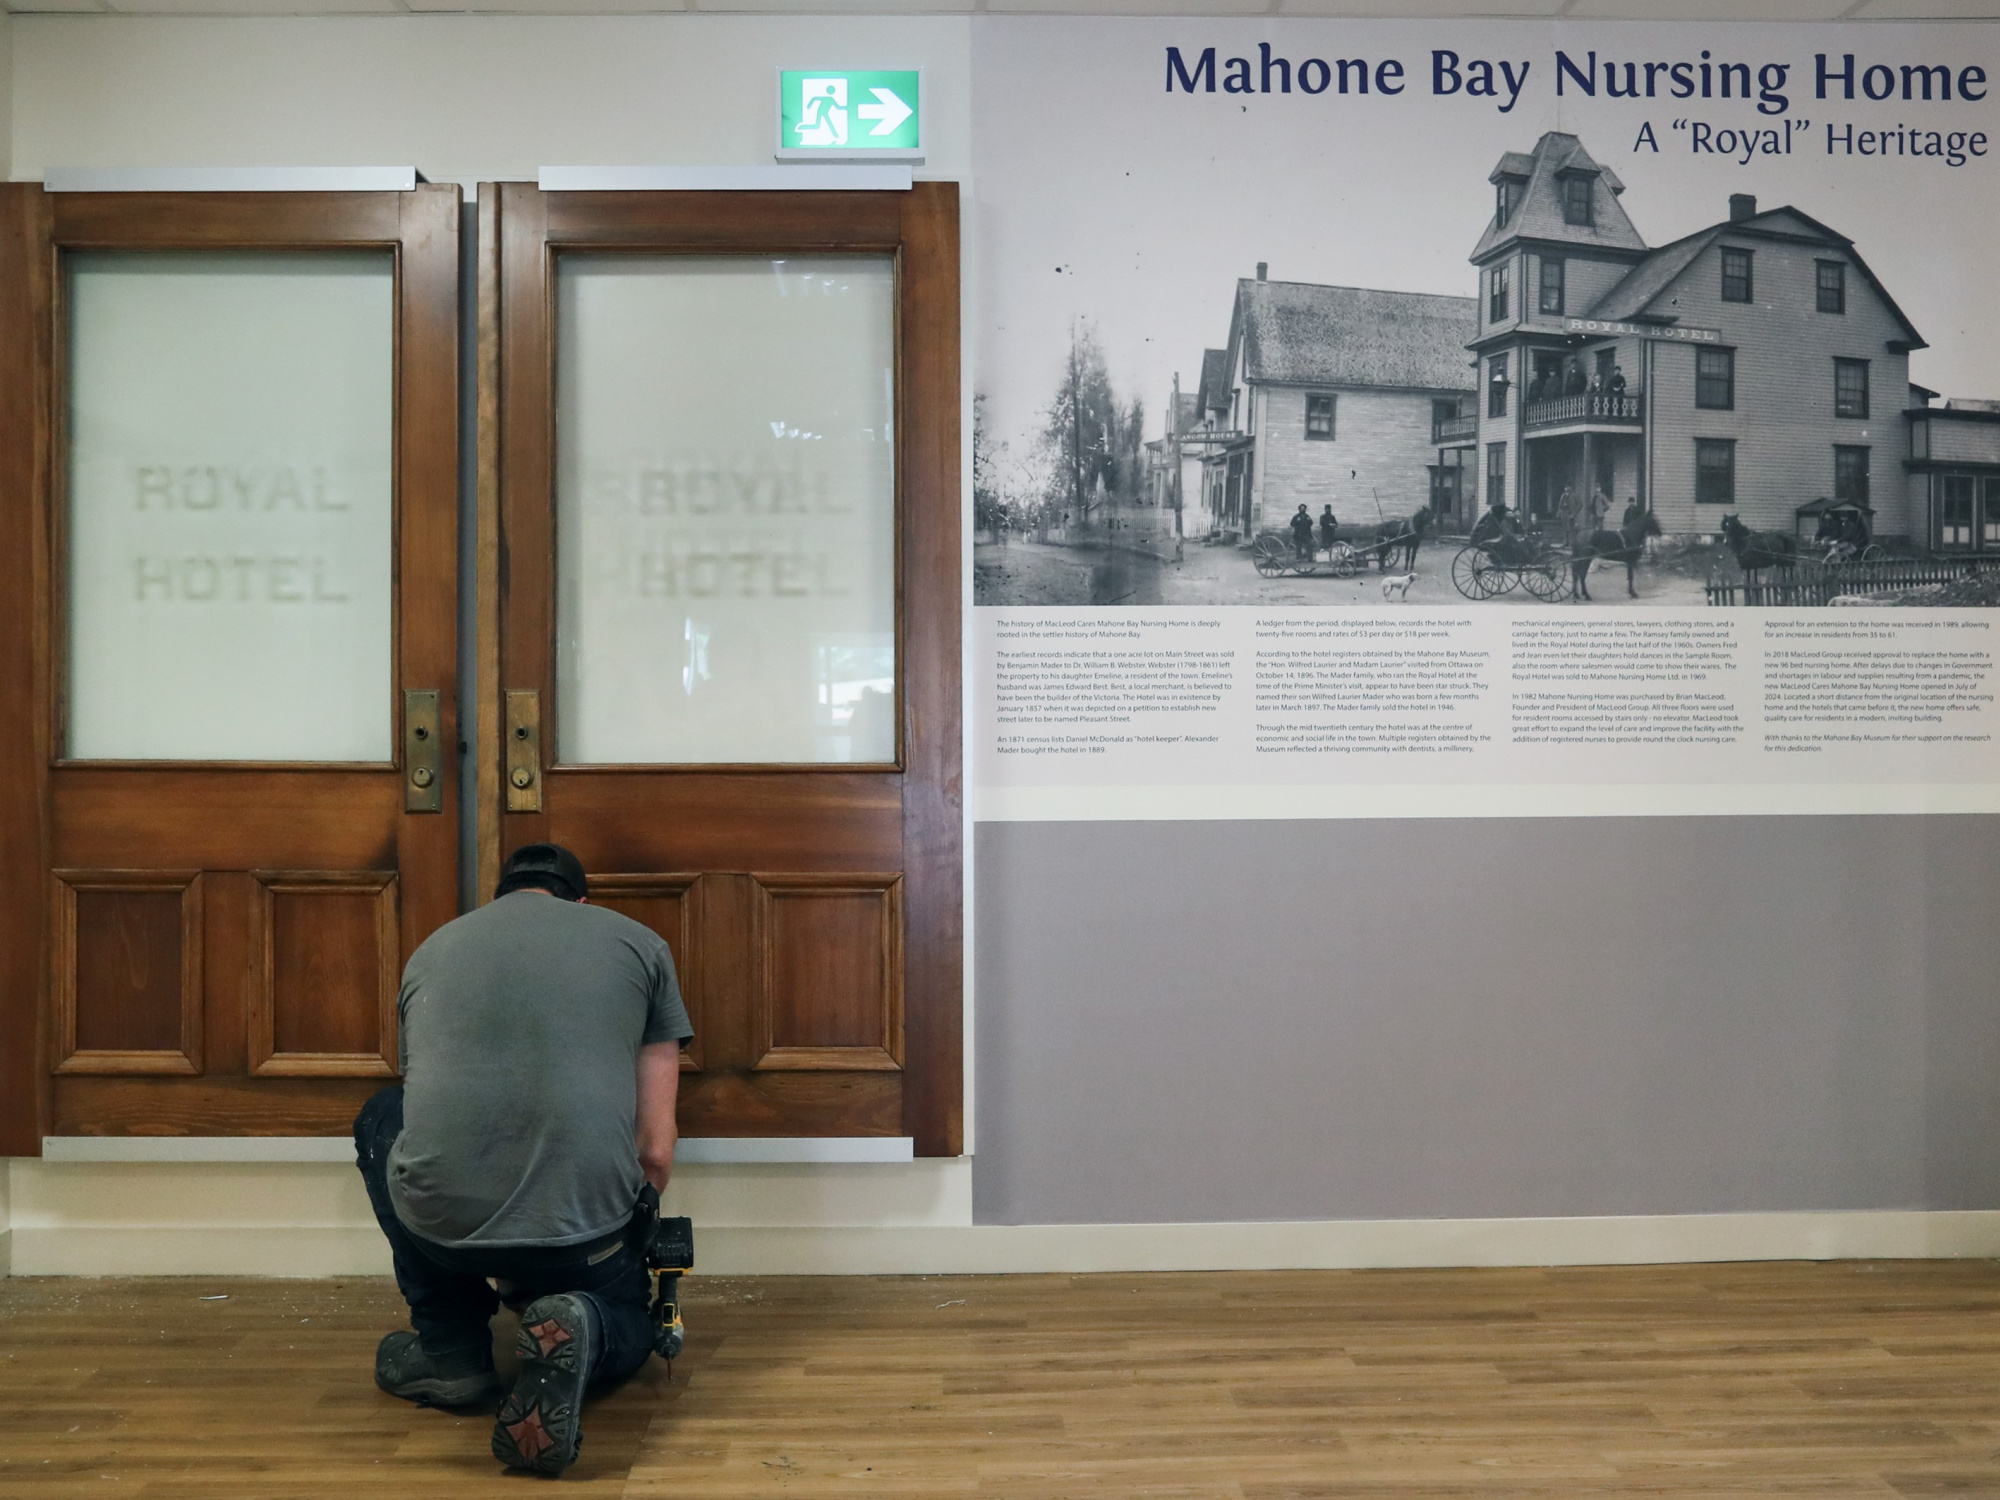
[
  {"left": 1720, "top": 513, "right": 1797, "bottom": 584},
  {"left": 1374, "top": 508, "right": 1432, "bottom": 572},
  {"left": 1570, "top": 507, "right": 1663, "bottom": 601}
]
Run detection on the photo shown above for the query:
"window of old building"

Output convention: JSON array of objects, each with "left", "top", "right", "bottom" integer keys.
[
  {"left": 1695, "top": 438, "right": 1735, "bottom": 504},
  {"left": 1835, "top": 358, "right": 1870, "bottom": 418},
  {"left": 1489, "top": 263, "right": 1510, "bottom": 323},
  {"left": 1816, "top": 260, "right": 1846, "bottom": 314},
  {"left": 1487, "top": 354, "right": 1509, "bottom": 418},
  {"left": 1721, "top": 248, "right": 1753, "bottom": 303},
  {"left": 1696, "top": 348, "right": 1735, "bottom": 410},
  {"left": 1305, "top": 392, "right": 1336, "bottom": 440},
  {"left": 1834, "top": 445, "right": 1871, "bottom": 508},
  {"left": 1941, "top": 475, "right": 1974, "bottom": 548},
  {"left": 1538, "top": 257, "right": 1564, "bottom": 315},
  {"left": 1486, "top": 441, "right": 1507, "bottom": 507},
  {"left": 1560, "top": 174, "right": 1593, "bottom": 226}
]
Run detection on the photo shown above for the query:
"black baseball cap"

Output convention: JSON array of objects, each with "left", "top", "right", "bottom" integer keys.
[{"left": 496, "top": 843, "right": 588, "bottom": 902}]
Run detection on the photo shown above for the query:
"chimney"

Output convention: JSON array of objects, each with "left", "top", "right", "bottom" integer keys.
[
  {"left": 1729, "top": 193, "right": 1757, "bottom": 223},
  {"left": 1256, "top": 262, "right": 1268, "bottom": 281}
]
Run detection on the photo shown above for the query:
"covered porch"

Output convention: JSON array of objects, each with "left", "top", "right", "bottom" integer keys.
[{"left": 1522, "top": 428, "right": 1645, "bottom": 527}]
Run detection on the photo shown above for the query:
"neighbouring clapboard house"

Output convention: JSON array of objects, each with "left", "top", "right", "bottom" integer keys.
[
  {"left": 1467, "top": 130, "right": 1980, "bottom": 547},
  {"left": 1193, "top": 267, "right": 1477, "bottom": 543}
]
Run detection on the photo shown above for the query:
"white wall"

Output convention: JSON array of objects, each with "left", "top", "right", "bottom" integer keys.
[
  {"left": 10, "top": 14, "right": 969, "bottom": 190},
  {"left": 5, "top": 11, "right": 977, "bottom": 1276},
  {"left": 0, "top": 13, "right": 12, "bottom": 183}
]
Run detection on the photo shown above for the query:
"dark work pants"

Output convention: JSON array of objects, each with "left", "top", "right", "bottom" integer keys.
[{"left": 353, "top": 1085, "right": 655, "bottom": 1388}]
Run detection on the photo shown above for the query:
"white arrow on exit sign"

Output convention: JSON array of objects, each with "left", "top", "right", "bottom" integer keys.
[{"left": 857, "top": 87, "right": 914, "bottom": 138}]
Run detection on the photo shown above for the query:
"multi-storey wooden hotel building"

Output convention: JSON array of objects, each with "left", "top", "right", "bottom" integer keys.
[{"left": 1463, "top": 131, "right": 1998, "bottom": 550}]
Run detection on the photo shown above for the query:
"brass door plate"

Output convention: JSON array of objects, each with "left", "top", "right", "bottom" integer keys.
[
  {"left": 505, "top": 689, "right": 542, "bottom": 812},
  {"left": 404, "top": 690, "right": 444, "bottom": 813}
]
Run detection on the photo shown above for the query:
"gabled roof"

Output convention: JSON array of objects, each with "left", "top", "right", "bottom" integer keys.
[
  {"left": 1586, "top": 233, "right": 1715, "bottom": 322},
  {"left": 1472, "top": 132, "right": 1647, "bottom": 263},
  {"left": 1587, "top": 204, "right": 1926, "bottom": 349},
  {"left": 1225, "top": 279, "right": 1477, "bottom": 393},
  {"left": 1196, "top": 347, "right": 1230, "bottom": 415}
]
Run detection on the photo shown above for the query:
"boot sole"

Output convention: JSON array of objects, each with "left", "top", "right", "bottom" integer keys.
[
  {"left": 492, "top": 1296, "right": 593, "bottom": 1474},
  {"left": 376, "top": 1370, "right": 505, "bottom": 1408}
]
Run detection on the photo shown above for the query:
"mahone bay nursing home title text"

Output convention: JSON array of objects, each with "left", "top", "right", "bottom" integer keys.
[{"left": 1163, "top": 45, "right": 1993, "bottom": 164}]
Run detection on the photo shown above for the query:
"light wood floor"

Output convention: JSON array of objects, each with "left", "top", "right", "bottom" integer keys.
[{"left": 3, "top": 1261, "right": 1999, "bottom": 1497}]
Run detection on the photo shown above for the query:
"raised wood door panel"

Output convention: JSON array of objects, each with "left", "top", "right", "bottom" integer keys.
[
  {"left": 248, "top": 872, "right": 400, "bottom": 1078},
  {"left": 481, "top": 182, "right": 961, "bottom": 1153},
  {"left": 750, "top": 873, "right": 903, "bottom": 1073},
  {"left": 587, "top": 873, "right": 706, "bottom": 1072},
  {"left": 0, "top": 183, "right": 461, "bottom": 1149},
  {"left": 51, "top": 870, "right": 204, "bottom": 1075}
]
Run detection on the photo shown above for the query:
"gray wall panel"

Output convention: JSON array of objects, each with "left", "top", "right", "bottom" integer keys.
[{"left": 972, "top": 817, "right": 1997, "bottom": 1225}]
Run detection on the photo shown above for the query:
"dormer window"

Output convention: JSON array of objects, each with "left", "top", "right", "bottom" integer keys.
[
  {"left": 1494, "top": 177, "right": 1524, "bottom": 225},
  {"left": 1560, "top": 173, "right": 1594, "bottom": 227}
]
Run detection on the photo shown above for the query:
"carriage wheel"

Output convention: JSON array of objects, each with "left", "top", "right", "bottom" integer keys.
[
  {"left": 1860, "top": 544, "right": 1884, "bottom": 563},
  {"left": 1328, "top": 543, "right": 1361, "bottom": 579},
  {"left": 1252, "top": 536, "right": 1289, "bottom": 577},
  {"left": 1450, "top": 546, "right": 1490, "bottom": 599},
  {"left": 1476, "top": 554, "right": 1519, "bottom": 595},
  {"left": 1522, "top": 559, "right": 1571, "bottom": 602}
]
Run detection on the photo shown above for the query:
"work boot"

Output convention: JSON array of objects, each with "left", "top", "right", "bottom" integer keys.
[
  {"left": 492, "top": 1293, "right": 595, "bottom": 1475},
  {"left": 374, "top": 1330, "right": 504, "bottom": 1407}
]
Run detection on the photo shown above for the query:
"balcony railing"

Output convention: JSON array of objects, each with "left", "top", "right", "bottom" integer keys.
[
  {"left": 1523, "top": 392, "right": 1643, "bottom": 432},
  {"left": 1432, "top": 414, "right": 1478, "bottom": 444}
]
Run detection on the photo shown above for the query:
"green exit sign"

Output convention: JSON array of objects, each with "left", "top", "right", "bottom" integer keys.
[{"left": 776, "top": 69, "right": 923, "bottom": 162}]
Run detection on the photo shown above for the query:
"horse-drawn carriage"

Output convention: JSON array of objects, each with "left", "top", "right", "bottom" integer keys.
[
  {"left": 1794, "top": 496, "right": 1883, "bottom": 570},
  {"left": 1449, "top": 530, "right": 1573, "bottom": 601},
  {"left": 1250, "top": 533, "right": 1364, "bottom": 578},
  {"left": 1450, "top": 504, "right": 1663, "bottom": 602},
  {"left": 1249, "top": 512, "right": 1429, "bottom": 579}
]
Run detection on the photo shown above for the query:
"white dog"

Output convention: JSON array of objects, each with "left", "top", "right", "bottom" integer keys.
[{"left": 1381, "top": 572, "right": 1417, "bottom": 602}]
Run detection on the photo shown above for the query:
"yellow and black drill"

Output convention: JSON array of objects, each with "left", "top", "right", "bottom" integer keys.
[{"left": 635, "top": 1186, "right": 694, "bottom": 1364}]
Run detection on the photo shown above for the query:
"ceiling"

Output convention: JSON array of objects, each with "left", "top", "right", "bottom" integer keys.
[{"left": 5, "top": 0, "right": 1995, "bottom": 20}]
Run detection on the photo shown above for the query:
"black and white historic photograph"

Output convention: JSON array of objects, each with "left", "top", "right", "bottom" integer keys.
[{"left": 974, "top": 23, "right": 2000, "bottom": 609}]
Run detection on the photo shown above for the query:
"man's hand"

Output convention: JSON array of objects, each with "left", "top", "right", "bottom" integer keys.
[{"left": 636, "top": 1042, "right": 681, "bottom": 1192}]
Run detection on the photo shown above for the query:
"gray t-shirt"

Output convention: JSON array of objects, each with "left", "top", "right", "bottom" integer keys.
[{"left": 387, "top": 891, "right": 693, "bottom": 1250}]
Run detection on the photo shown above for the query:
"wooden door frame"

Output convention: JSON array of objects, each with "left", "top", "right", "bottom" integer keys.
[
  {"left": 474, "top": 182, "right": 962, "bottom": 1155},
  {"left": 0, "top": 184, "right": 461, "bottom": 1154}
]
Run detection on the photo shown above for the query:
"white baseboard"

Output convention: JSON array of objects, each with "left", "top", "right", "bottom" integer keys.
[{"left": 8, "top": 1211, "right": 1999, "bottom": 1279}]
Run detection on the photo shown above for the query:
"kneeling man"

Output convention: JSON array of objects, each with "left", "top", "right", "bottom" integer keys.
[{"left": 354, "top": 843, "right": 692, "bottom": 1475}]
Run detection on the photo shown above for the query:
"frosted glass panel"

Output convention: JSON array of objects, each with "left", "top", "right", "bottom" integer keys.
[
  {"left": 557, "top": 255, "right": 897, "bottom": 765},
  {"left": 66, "top": 252, "right": 395, "bottom": 761}
]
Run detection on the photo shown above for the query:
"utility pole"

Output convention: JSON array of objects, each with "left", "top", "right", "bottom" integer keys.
[{"left": 1170, "top": 372, "right": 1184, "bottom": 539}]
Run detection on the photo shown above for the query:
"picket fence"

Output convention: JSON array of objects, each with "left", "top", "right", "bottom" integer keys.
[{"left": 1704, "top": 557, "right": 2000, "bottom": 607}]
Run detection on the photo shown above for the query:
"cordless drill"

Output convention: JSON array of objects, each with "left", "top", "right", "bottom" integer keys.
[
  {"left": 634, "top": 1185, "right": 694, "bottom": 1362},
  {"left": 646, "top": 1211, "right": 694, "bottom": 1361}
]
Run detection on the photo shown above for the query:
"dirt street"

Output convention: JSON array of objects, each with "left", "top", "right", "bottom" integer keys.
[{"left": 975, "top": 536, "right": 1713, "bottom": 609}]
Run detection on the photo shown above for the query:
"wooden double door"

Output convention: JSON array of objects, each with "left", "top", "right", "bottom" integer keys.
[{"left": 0, "top": 181, "right": 961, "bottom": 1156}]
